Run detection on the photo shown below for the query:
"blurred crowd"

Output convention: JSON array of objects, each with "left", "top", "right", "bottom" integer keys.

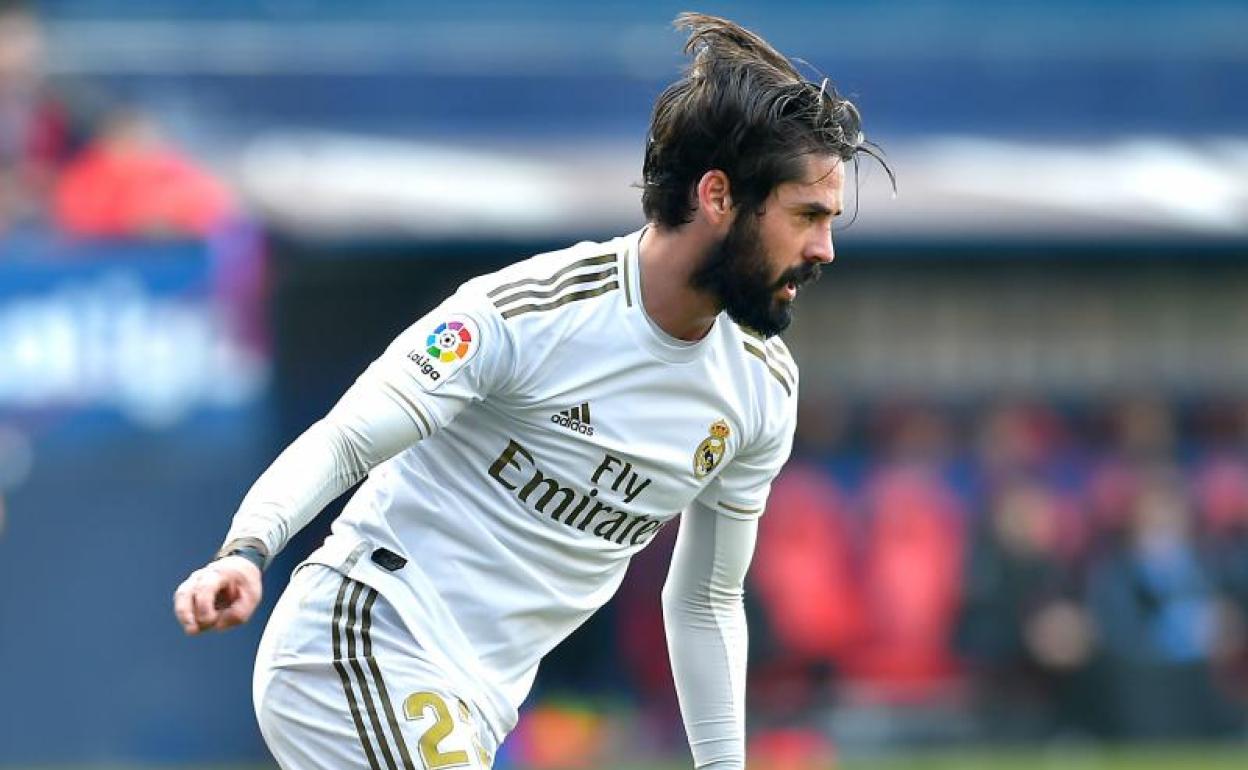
[
  {"left": 762, "top": 396, "right": 1248, "bottom": 741},
  {"left": 592, "top": 396, "right": 1248, "bottom": 752},
  {"left": 0, "top": 2, "right": 233, "bottom": 240}
]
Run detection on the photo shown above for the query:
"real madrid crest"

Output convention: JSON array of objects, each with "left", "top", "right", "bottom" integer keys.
[{"left": 693, "top": 419, "right": 731, "bottom": 478}]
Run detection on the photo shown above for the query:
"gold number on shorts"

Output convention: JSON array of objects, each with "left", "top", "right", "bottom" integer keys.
[{"left": 403, "top": 691, "right": 471, "bottom": 770}]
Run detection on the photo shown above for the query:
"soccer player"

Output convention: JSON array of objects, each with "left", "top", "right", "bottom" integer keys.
[{"left": 173, "top": 13, "right": 881, "bottom": 770}]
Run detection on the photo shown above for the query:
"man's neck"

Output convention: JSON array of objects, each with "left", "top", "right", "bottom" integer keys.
[{"left": 637, "top": 224, "right": 721, "bottom": 342}]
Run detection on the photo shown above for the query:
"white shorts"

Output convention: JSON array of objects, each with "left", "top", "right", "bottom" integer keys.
[{"left": 255, "top": 563, "right": 497, "bottom": 770}]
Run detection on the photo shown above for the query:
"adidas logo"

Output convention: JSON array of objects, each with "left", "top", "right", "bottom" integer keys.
[{"left": 551, "top": 402, "right": 595, "bottom": 436}]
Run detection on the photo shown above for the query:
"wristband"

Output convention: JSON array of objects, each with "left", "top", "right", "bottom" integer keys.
[{"left": 213, "top": 537, "right": 270, "bottom": 572}]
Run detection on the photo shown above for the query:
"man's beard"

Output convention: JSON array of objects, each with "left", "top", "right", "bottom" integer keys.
[{"left": 690, "top": 211, "right": 821, "bottom": 338}]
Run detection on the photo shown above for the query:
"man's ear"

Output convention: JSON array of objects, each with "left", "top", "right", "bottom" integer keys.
[{"left": 695, "top": 170, "right": 735, "bottom": 229}]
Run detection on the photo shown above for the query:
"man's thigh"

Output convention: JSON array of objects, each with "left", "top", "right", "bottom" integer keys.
[{"left": 255, "top": 564, "right": 494, "bottom": 770}]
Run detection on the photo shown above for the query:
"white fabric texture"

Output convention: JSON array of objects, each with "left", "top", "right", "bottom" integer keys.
[
  {"left": 223, "top": 377, "right": 427, "bottom": 563},
  {"left": 256, "top": 564, "right": 497, "bottom": 770},
  {"left": 663, "top": 501, "right": 758, "bottom": 770}
]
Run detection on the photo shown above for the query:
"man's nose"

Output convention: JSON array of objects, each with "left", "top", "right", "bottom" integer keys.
[{"left": 807, "top": 230, "right": 835, "bottom": 265}]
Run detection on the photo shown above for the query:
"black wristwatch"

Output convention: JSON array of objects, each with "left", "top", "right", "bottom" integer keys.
[{"left": 213, "top": 537, "right": 270, "bottom": 572}]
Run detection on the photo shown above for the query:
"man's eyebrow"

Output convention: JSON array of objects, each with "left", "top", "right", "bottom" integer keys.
[{"left": 792, "top": 201, "right": 842, "bottom": 217}]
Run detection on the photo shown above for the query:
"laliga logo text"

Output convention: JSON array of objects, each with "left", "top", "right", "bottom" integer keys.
[{"left": 406, "top": 350, "right": 442, "bottom": 381}]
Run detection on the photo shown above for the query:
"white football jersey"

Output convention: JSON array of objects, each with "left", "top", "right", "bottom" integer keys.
[{"left": 288, "top": 229, "right": 797, "bottom": 740}]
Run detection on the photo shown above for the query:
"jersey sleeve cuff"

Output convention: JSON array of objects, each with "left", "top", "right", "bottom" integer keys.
[{"left": 710, "top": 499, "right": 767, "bottom": 520}]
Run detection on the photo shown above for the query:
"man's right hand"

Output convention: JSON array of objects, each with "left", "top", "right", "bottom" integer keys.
[{"left": 173, "top": 556, "right": 263, "bottom": 635}]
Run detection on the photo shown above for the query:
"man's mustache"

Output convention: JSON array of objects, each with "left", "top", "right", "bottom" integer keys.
[{"left": 774, "top": 263, "right": 821, "bottom": 290}]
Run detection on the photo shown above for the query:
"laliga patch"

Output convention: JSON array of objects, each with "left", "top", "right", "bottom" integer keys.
[{"left": 405, "top": 314, "right": 481, "bottom": 391}]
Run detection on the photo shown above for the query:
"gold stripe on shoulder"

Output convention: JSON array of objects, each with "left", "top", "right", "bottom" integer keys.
[
  {"left": 492, "top": 266, "right": 617, "bottom": 309},
  {"left": 500, "top": 281, "right": 619, "bottom": 320},
  {"left": 719, "top": 500, "right": 764, "bottom": 515},
  {"left": 742, "top": 340, "right": 793, "bottom": 396},
  {"left": 766, "top": 339, "right": 797, "bottom": 382},
  {"left": 621, "top": 252, "right": 633, "bottom": 307},
  {"left": 487, "top": 252, "right": 616, "bottom": 299}
]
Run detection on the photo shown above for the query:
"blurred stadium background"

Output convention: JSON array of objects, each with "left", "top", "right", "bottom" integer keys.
[{"left": 1, "top": 0, "right": 1246, "bottom": 768}]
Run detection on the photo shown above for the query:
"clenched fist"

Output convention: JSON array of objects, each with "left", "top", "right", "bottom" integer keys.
[{"left": 173, "top": 556, "right": 263, "bottom": 635}]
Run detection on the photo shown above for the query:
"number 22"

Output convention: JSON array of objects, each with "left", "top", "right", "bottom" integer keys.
[{"left": 403, "top": 691, "right": 470, "bottom": 770}]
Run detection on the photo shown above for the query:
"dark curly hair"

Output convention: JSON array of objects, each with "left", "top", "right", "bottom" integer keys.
[{"left": 642, "top": 13, "right": 889, "bottom": 228}]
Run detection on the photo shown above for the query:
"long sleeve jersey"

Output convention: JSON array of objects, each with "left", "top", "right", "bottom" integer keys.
[{"left": 223, "top": 230, "right": 798, "bottom": 767}]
